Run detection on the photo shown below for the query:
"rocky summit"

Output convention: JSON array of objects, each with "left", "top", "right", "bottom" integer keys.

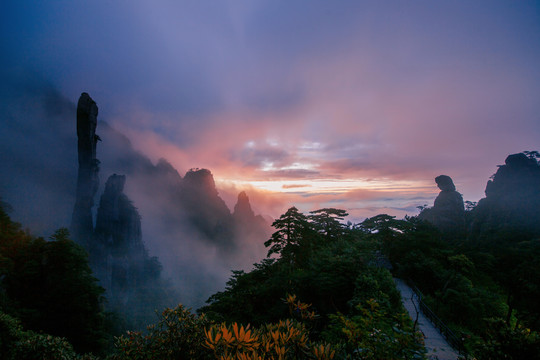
[
  {"left": 471, "top": 152, "right": 540, "bottom": 240},
  {"left": 419, "top": 175, "right": 465, "bottom": 235},
  {"left": 71, "top": 93, "right": 100, "bottom": 248}
]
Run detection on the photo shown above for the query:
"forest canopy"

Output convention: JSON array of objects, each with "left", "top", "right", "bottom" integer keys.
[{"left": 1, "top": 151, "right": 540, "bottom": 359}]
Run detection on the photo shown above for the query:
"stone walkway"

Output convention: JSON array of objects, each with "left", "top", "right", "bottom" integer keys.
[{"left": 394, "top": 278, "right": 461, "bottom": 360}]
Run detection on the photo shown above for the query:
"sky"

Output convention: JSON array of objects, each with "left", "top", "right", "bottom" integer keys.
[{"left": 2, "top": 0, "right": 540, "bottom": 223}]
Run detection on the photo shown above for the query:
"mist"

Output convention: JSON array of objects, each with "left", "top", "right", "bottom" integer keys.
[
  {"left": 2, "top": 0, "right": 540, "bottom": 316},
  {"left": 0, "top": 75, "right": 271, "bottom": 310},
  {"left": 0, "top": 72, "right": 77, "bottom": 234}
]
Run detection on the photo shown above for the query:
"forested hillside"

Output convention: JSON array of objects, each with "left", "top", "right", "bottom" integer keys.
[
  {"left": 1, "top": 151, "right": 540, "bottom": 359},
  {"left": 0, "top": 204, "right": 109, "bottom": 358}
]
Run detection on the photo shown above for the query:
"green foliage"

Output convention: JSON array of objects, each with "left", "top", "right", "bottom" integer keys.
[
  {"left": 12, "top": 333, "right": 78, "bottom": 360},
  {"left": 377, "top": 203, "right": 540, "bottom": 358},
  {"left": 205, "top": 319, "right": 336, "bottom": 360},
  {"left": 114, "top": 297, "right": 338, "bottom": 360},
  {"left": 349, "top": 267, "right": 401, "bottom": 312},
  {"left": 202, "top": 207, "right": 424, "bottom": 358},
  {"left": 0, "top": 206, "right": 109, "bottom": 355},
  {"left": 200, "top": 259, "right": 290, "bottom": 325},
  {"left": 473, "top": 318, "right": 540, "bottom": 360},
  {"left": 112, "top": 305, "right": 212, "bottom": 360},
  {"left": 264, "top": 206, "right": 312, "bottom": 263},
  {"left": 489, "top": 239, "right": 540, "bottom": 329},
  {"left": 327, "top": 299, "right": 425, "bottom": 359},
  {"left": 308, "top": 208, "right": 349, "bottom": 241},
  {"left": 0, "top": 310, "right": 100, "bottom": 360},
  {"left": 0, "top": 311, "right": 23, "bottom": 357}
]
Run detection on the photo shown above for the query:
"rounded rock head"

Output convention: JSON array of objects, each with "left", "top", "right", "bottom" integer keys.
[{"left": 435, "top": 175, "right": 456, "bottom": 192}]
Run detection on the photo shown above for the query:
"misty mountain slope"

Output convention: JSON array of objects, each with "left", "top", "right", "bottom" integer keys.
[
  {"left": 83, "top": 101, "right": 272, "bottom": 306},
  {"left": 1, "top": 81, "right": 271, "bottom": 308},
  {"left": 94, "top": 103, "right": 271, "bottom": 307},
  {"left": 0, "top": 78, "right": 77, "bottom": 234}
]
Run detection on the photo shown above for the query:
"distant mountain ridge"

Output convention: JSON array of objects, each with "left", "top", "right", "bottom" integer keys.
[
  {"left": 98, "top": 120, "right": 269, "bottom": 252},
  {"left": 0, "top": 81, "right": 270, "bottom": 312},
  {"left": 67, "top": 92, "right": 270, "bottom": 312}
]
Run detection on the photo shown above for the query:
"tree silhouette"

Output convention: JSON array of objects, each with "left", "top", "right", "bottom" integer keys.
[
  {"left": 0, "top": 205, "right": 108, "bottom": 354},
  {"left": 308, "top": 208, "right": 348, "bottom": 241},
  {"left": 264, "top": 207, "right": 311, "bottom": 263}
]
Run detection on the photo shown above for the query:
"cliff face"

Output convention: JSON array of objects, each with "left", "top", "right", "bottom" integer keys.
[
  {"left": 233, "top": 191, "right": 255, "bottom": 220},
  {"left": 71, "top": 93, "right": 100, "bottom": 248},
  {"left": 69, "top": 92, "right": 269, "bottom": 311},
  {"left": 94, "top": 174, "right": 149, "bottom": 301},
  {"left": 233, "top": 191, "right": 267, "bottom": 227},
  {"left": 419, "top": 175, "right": 465, "bottom": 235},
  {"left": 70, "top": 93, "right": 163, "bottom": 312},
  {"left": 94, "top": 119, "right": 270, "bottom": 256},
  {"left": 178, "top": 168, "right": 235, "bottom": 248},
  {"left": 95, "top": 174, "right": 144, "bottom": 257},
  {"left": 232, "top": 191, "right": 270, "bottom": 253},
  {"left": 471, "top": 153, "right": 540, "bottom": 240}
]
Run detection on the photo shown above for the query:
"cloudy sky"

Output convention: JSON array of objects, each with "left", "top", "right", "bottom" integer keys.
[{"left": 2, "top": 0, "right": 540, "bottom": 222}]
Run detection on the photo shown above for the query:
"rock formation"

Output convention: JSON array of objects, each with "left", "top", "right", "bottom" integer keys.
[
  {"left": 95, "top": 174, "right": 144, "bottom": 257},
  {"left": 419, "top": 175, "right": 465, "bottom": 235},
  {"left": 471, "top": 153, "right": 540, "bottom": 240},
  {"left": 94, "top": 174, "right": 150, "bottom": 302},
  {"left": 232, "top": 191, "right": 272, "bottom": 248},
  {"left": 179, "top": 168, "right": 235, "bottom": 248},
  {"left": 71, "top": 93, "right": 100, "bottom": 248},
  {"left": 92, "top": 121, "right": 269, "bottom": 256},
  {"left": 233, "top": 191, "right": 255, "bottom": 220},
  {"left": 233, "top": 191, "right": 266, "bottom": 226},
  {"left": 70, "top": 93, "right": 168, "bottom": 321}
]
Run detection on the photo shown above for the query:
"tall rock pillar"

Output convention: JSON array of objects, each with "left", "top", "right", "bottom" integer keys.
[
  {"left": 418, "top": 175, "right": 465, "bottom": 236},
  {"left": 71, "top": 92, "right": 100, "bottom": 247}
]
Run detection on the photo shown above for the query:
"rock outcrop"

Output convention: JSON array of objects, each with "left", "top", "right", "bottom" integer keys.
[
  {"left": 71, "top": 93, "right": 100, "bottom": 247},
  {"left": 95, "top": 174, "right": 144, "bottom": 257},
  {"left": 91, "top": 120, "right": 269, "bottom": 256},
  {"left": 419, "top": 175, "right": 465, "bottom": 235},
  {"left": 179, "top": 168, "right": 235, "bottom": 248},
  {"left": 70, "top": 93, "right": 167, "bottom": 318},
  {"left": 471, "top": 153, "right": 540, "bottom": 240},
  {"left": 94, "top": 174, "right": 149, "bottom": 302},
  {"left": 233, "top": 191, "right": 267, "bottom": 227},
  {"left": 233, "top": 191, "right": 255, "bottom": 220},
  {"left": 232, "top": 191, "right": 270, "bottom": 248}
]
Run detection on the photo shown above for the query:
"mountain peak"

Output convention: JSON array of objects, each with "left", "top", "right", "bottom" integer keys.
[
  {"left": 233, "top": 191, "right": 255, "bottom": 220},
  {"left": 183, "top": 168, "right": 218, "bottom": 197},
  {"left": 472, "top": 152, "right": 540, "bottom": 240},
  {"left": 103, "top": 174, "right": 126, "bottom": 195}
]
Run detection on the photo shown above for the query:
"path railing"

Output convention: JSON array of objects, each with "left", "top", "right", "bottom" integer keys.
[{"left": 407, "top": 280, "right": 468, "bottom": 357}]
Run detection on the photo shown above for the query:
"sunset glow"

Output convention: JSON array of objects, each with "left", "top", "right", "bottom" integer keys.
[
  {"left": 220, "top": 178, "right": 431, "bottom": 195},
  {"left": 2, "top": 1, "right": 540, "bottom": 225}
]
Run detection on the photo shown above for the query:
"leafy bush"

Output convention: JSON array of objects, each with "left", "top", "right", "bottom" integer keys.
[
  {"left": 473, "top": 318, "right": 540, "bottom": 360},
  {"left": 112, "top": 305, "right": 212, "bottom": 360},
  {"left": 0, "top": 311, "right": 99, "bottom": 360}
]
